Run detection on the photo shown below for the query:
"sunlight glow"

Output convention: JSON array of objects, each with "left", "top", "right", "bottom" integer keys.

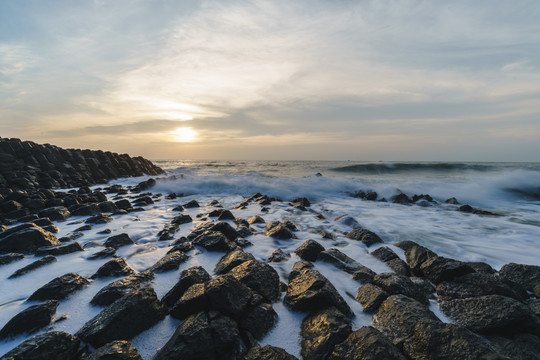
[{"left": 171, "top": 127, "right": 197, "bottom": 142}]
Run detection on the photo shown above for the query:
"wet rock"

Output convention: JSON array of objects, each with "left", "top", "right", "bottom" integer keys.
[
  {"left": 236, "top": 225, "right": 252, "bottom": 238},
  {"left": 487, "top": 333, "right": 540, "bottom": 360},
  {"left": 91, "top": 257, "right": 135, "bottom": 279},
  {"left": 0, "top": 252, "right": 24, "bottom": 265},
  {"left": 205, "top": 275, "right": 253, "bottom": 316},
  {"left": 300, "top": 306, "right": 352, "bottom": 360},
  {"left": 148, "top": 250, "right": 189, "bottom": 273},
  {"left": 0, "top": 300, "right": 58, "bottom": 340},
  {"left": 288, "top": 260, "right": 314, "bottom": 282},
  {"left": 284, "top": 265, "right": 353, "bottom": 318},
  {"left": 8, "top": 255, "right": 57, "bottom": 279},
  {"left": 356, "top": 283, "right": 389, "bottom": 313},
  {"left": 436, "top": 272, "right": 525, "bottom": 302},
  {"left": 440, "top": 295, "right": 540, "bottom": 335},
  {"left": 104, "top": 233, "right": 134, "bottom": 249},
  {"left": 352, "top": 266, "right": 377, "bottom": 284},
  {"left": 193, "top": 231, "right": 236, "bottom": 252},
  {"left": 373, "top": 273, "right": 429, "bottom": 305},
  {"left": 162, "top": 266, "right": 211, "bottom": 308},
  {"left": 91, "top": 270, "right": 154, "bottom": 306},
  {"left": 76, "top": 287, "right": 166, "bottom": 348},
  {"left": 38, "top": 206, "right": 71, "bottom": 221},
  {"left": 394, "top": 240, "right": 420, "bottom": 252},
  {"left": 217, "top": 210, "right": 236, "bottom": 221},
  {"left": 170, "top": 283, "right": 208, "bottom": 319},
  {"left": 392, "top": 193, "right": 412, "bottom": 204},
  {"left": 88, "top": 247, "right": 116, "bottom": 260},
  {"left": 0, "top": 331, "right": 80, "bottom": 360},
  {"left": 115, "top": 199, "right": 132, "bottom": 210},
  {"left": 97, "top": 201, "right": 119, "bottom": 213},
  {"left": 333, "top": 215, "right": 360, "bottom": 228},
  {"left": 467, "top": 261, "right": 496, "bottom": 274},
  {"left": 75, "top": 224, "right": 93, "bottom": 231},
  {"left": 269, "top": 248, "right": 290, "bottom": 262},
  {"left": 35, "top": 241, "right": 84, "bottom": 256},
  {"left": 404, "top": 244, "right": 438, "bottom": 276},
  {"left": 327, "top": 326, "right": 406, "bottom": 360},
  {"left": 420, "top": 256, "right": 475, "bottom": 284},
  {"left": 85, "top": 213, "right": 113, "bottom": 224},
  {"left": 318, "top": 230, "right": 334, "bottom": 239},
  {"left": 240, "top": 302, "right": 277, "bottom": 340},
  {"left": 345, "top": 228, "right": 383, "bottom": 246},
  {"left": 247, "top": 215, "right": 265, "bottom": 225},
  {"left": 214, "top": 249, "right": 256, "bottom": 275},
  {"left": 28, "top": 273, "right": 90, "bottom": 301},
  {"left": 370, "top": 246, "right": 399, "bottom": 262},
  {"left": 499, "top": 263, "right": 540, "bottom": 292},
  {"left": 71, "top": 204, "right": 101, "bottom": 216},
  {"left": 318, "top": 248, "right": 366, "bottom": 274},
  {"left": 385, "top": 258, "right": 411, "bottom": 276},
  {"left": 266, "top": 222, "right": 297, "bottom": 239},
  {"left": 294, "top": 240, "right": 325, "bottom": 262},
  {"left": 445, "top": 197, "right": 460, "bottom": 204},
  {"left": 81, "top": 340, "right": 142, "bottom": 360},
  {"left": 229, "top": 260, "right": 281, "bottom": 302},
  {"left": 243, "top": 345, "right": 297, "bottom": 360},
  {"left": 208, "top": 222, "right": 238, "bottom": 241},
  {"left": 290, "top": 197, "right": 310, "bottom": 207},
  {"left": 183, "top": 199, "right": 200, "bottom": 208},
  {"left": 0, "top": 223, "right": 60, "bottom": 254}
]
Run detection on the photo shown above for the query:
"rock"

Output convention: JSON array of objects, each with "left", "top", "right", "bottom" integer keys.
[
  {"left": 370, "top": 246, "right": 399, "bottom": 262},
  {"left": 28, "top": 273, "right": 90, "bottom": 301},
  {"left": 356, "top": 283, "right": 389, "bottom": 313},
  {"left": 0, "top": 223, "right": 60, "bottom": 254},
  {"left": 91, "top": 257, "right": 135, "bottom": 279},
  {"left": 266, "top": 222, "right": 296, "bottom": 239},
  {"left": 38, "top": 206, "right": 71, "bottom": 221},
  {"left": 240, "top": 302, "right": 277, "bottom": 340},
  {"left": 404, "top": 244, "right": 438, "bottom": 275},
  {"left": 104, "top": 233, "right": 134, "bottom": 249},
  {"left": 445, "top": 197, "right": 460, "bottom": 204},
  {"left": 208, "top": 222, "right": 238, "bottom": 241},
  {"left": 326, "top": 326, "right": 406, "bottom": 360},
  {"left": 148, "top": 251, "right": 189, "bottom": 273},
  {"left": 35, "top": 241, "right": 84, "bottom": 256},
  {"left": 0, "top": 300, "right": 58, "bottom": 340},
  {"left": 440, "top": 295, "right": 540, "bottom": 335},
  {"left": 98, "top": 201, "right": 119, "bottom": 213},
  {"left": 75, "top": 224, "right": 93, "bottom": 231},
  {"left": 0, "top": 331, "right": 80, "bottom": 360},
  {"left": 153, "top": 311, "right": 244, "bottom": 360},
  {"left": 352, "top": 267, "right": 377, "bottom": 284},
  {"left": 8, "top": 255, "right": 57, "bottom": 279},
  {"left": 318, "top": 248, "right": 368, "bottom": 274},
  {"left": 284, "top": 265, "right": 353, "bottom": 318},
  {"left": 115, "top": 199, "right": 132, "bottom": 210},
  {"left": 243, "top": 345, "right": 298, "bottom": 360},
  {"left": 85, "top": 213, "right": 113, "bottom": 224},
  {"left": 419, "top": 256, "right": 475, "bottom": 284},
  {"left": 247, "top": 215, "right": 265, "bottom": 225},
  {"left": 214, "top": 249, "right": 256, "bottom": 275},
  {"left": 345, "top": 228, "right": 383, "bottom": 246},
  {"left": 385, "top": 258, "right": 411, "bottom": 276},
  {"left": 373, "top": 273, "right": 429, "bottom": 305},
  {"left": 217, "top": 210, "right": 236, "bottom": 221},
  {"left": 487, "top": 333, "right": 540, "bottom": 360},
  {"left": 300, "top": 306, "right": 352, "bottom": 360},
  {"left": 333, "top": 215, "right": 359, "bottom": 228},
  {"left": 499, "top": 263, "right": 540, "bottom": 292},
  {"left": 290, "top": 197, "right": 310, "bottom": 207},
  {"left": 467, "top": 261, "right": 496, "bottom": 274},
  {"left": 392, "top": 193, "right": 412, "bottom": 204},
  {"left": 229, "top": 260, "right": 281, "bottom": 302},
  {"left": 318, "top": 230, "right": 334, "bottom": 239},
  {"left": 205, "top": 275, "right": 253, "bottom": 316},
  {"left": 87, "top": 247, "right": 116, "bottom": 260},
  {"left": 91, "top": 270, "right": 154, "bottom": 306},
  {"left": 161, "top": 266, "right": 211, "bottom": 308},
  {"left": 76, "top": 287, "right": 166, "bottom": 348},
  {"left": 288, "top": 260, "right": 314, "bottom": 282},
  {"left": 436, "top": 272, "right": 525, "bottom": 302},
  {"left": 294, "top": 240, "right": 325, "bottom": 262},
  {"left": 81, "top": 340, "right": 143, "bottom": 360},
  {"left": 183, "top": 199, "right": 200, "bottom": 208},
  {"left": 0, "top": 252, "right": 24, "bottom": 265},
  {"left": 394, "top": 240, "right": 420, "bottom": 252},
  {"left": 71, "top": 204, "right": 101, "bottom": 216},
  {"left": 193, "top": 231, "right": 236, "bottom": 252},
  {"left": 269, "top": 248, "right": 290, "bottom": 262},
  {"left": 170, "top": 283, "right": 208, "bottom": 319}
]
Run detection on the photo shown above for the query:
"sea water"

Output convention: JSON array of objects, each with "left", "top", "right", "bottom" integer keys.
[{"left": 1, "top": 160, "right": 539, "bottom": 358}]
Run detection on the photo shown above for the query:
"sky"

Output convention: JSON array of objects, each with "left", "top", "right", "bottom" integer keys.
[{"left": 1, "top": 0, "right": 539, "bottom": 161}]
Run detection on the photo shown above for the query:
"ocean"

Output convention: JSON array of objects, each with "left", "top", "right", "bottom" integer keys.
[{"left": 1, "top": 160, "right": 539, "bottom": 358}]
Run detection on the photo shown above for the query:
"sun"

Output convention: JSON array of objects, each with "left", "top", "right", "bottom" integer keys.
[{"left": 171, "top": 127, "right": 197, "bottom": 142}]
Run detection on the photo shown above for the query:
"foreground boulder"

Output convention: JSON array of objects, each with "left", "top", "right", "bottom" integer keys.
[
  {"left": 91, "top": 270, "right": 154, "bottom": 306},
  {"left": 0, "top": 300, "right": 58, "bottom": 340},
  {"left": 0, "top": 223, "right": 60, "bottom": 254},
  {"left": 1, "top": 331, "right": 80, "bottom": 360},
  {"left": 498, "top": 263, "right": 540, "bottom": 292},
  {"left": 81, "top": 340, "right": 143, "bottom": 360},
  {"left": 76, "top": 287, "right": 166, "bottom": 348},
  {"left": 229, "top": 260, "right": 281, "bottom": 302},
  {"left": 28, "top": 272, "right": 89, "bottom": 301}
]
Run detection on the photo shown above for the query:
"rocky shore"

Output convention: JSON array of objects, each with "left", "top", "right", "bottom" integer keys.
[{"left": 0, "top": 141, "right": 539, "bottom": 359}]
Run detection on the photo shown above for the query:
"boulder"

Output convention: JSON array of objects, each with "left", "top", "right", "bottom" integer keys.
[
  {"left": 76, "top": 287, "right": 166, "bottom": 348},
  {"left": 0, "top": 252, "right": 24, "bottom": 265},
  {"left": 148, "top": 250, "right": 189, "bottom": 273},
  {"left": 356, "top": 283, "right": 389, "bottom": 313},
  {"left": 372, "top": 273, "right": 429, "bottom": 305},
  {"left": 419, "top": 256, "right": 475, "bottom": 284},
  {"left": 371, "top": 246, "right": 410, "bottom": 276},
  {"left": 288, "top": 260, "right": 314, "bottom": 282},
  {"left": 81, "top": 340, "right": 142, "bottom": 360},
  {"left": 161, "top": 266, "right": 211, "bottom": 308},
  {"left": 35, "top": 241, "right": 84, "bottom": 256},
  {"left": 239, "top": 302, "right": 277, "bottom": 340},
  {"left": 8, "top": 255, "right": 57, "bottom": 279},
  {"left": 193, "top": 231, "right": 236, "bottom": 252},
  {"left": 247, "top": 215, "right": 265, "bottom": 225},
  {"left": 170, "top": 283, "right": 208, "bottom": 319},
  {"left": 183, "top": 199, "right": 200, "bottom": 208},
  {"left": 294, "top": 240, "right": 325, "bottom": 262},
  {"left": 85, "top": 213, "right": 113, "bottom": 224},
  {"left": 38, "top": 206, "right": 71, "bottom": 221},
  {"left": 318, "top": 248, "right": 369, "bottom": 274},
  {"left": 229, "top": 260, "right": 281, "bottom": 302},
  {"left": 345, "top": 228, "right": 383, "bottom": 246},
  {"left": 205, "top": 275, "right": 253, "bottom": 317},
  {"left": 0, "top": 223, "right": 60, "bottom": 254},
  {"left": 0, "top": 300, "right": 58, "bottom": 340},
  {"left": 115, "top": 199, "right": 132, "bottom": 210},
  {"left": 352, "top": 267, "right": 377, "bottom": 284},
  {"left": 436, "top": 272, "right": 525, "bottom": 302},
  {"left": 28, "top": 273, "right": 89, "bottom": 301},
  {"left": 91, "top": 257, "right": 135, "bottom": 279},
  {"left": 87, "top": 247, "right": 116, "bottom": 260},
  {"left": 215, "top": 249, "right": 256, "bottom": 275},
  {"left": 404, "top": 244, "right": 438, "bottom": 275},
  {"left": 499, "top": 263, "right": 540, "bottom": 292},
  {"left": 290, "top": 197, "right": 310, "bottom": 207},
  {"left": 487, "top": 333, "right": 540, "bottom": 360},
  {"left": 104, "top": 233, "right": 134, "bottom": 249},
  {"left": 71, "top": 204, "right": 101, "bottom": 216},
  {"left": 300, "top": 306, "right": 352, "bottom": 360},
  {"left": 269, "top": 248, "right": 290, "bottom": 262},
  {"left": 266, "top": 222, "right": 296, "bottom": 239},
  {"left": 243, "top": 345, "right": 298, "bottom": 360},
  {"left": 0, "top": 331, "right": 80, "bottom": 360},
  {"left": 91, "top": 270, "right": 154, "bottom": 306}
]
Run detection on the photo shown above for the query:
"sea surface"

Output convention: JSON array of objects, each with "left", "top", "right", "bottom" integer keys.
[{"left": 1, "top": 160, "right": 539, "bottom": 358}]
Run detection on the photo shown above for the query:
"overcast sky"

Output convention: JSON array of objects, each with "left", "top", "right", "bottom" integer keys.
[{"left": 1, "top": 0, "right": 539, "bottom": 161}]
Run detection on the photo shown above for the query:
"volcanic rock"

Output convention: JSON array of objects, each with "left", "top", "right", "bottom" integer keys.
[{"left": 162, "top": 266, "right": 211, "bottom": 308}]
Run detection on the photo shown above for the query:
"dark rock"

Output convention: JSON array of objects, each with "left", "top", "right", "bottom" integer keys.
[
  {"left": 300, "top": 306, "right": 352, "bottom": 360},
  {"left": 184, "top": 199, "right": 200, "bottom": 208},
  {"left": 115, "top": 199, "right": 132, "bottom": 210},
  {"left": 162, "top": 266, "right": 211, "bottom": 308},
  {"left": 294, "top": 240, "right": 325, "bottom": 262},
  {"left": 0, "top": 223, "right": 60, "bottom": 254},
  {"left": 385, "top": 258, "right": 411, "bottom": 276},
  {"left": 318, "top": 248, "right": 367, "bottom": 274},
  {"left": 229, "top": 260, "right": 281, "bottom": 302},
  {"left": 217, "top": 210, "right": 236, "bottom": 221},
  {"left": 88, "top": 247, "right": 116, "bottom": 260},
  {"left": 247, "top": 215, "right": 265, "bottom": 225},
  {"left": 436, "top": 272, "right": 525, "bottom": 302},
  {"left": 0, "top": 331, "right": 80, "bottom": 360},
  {"left": 318, "top": 230, "right": 334, "bottom": 239},
  {"left": 0, "top": 252, "right": 24, "bottom": 265},
  {"left": 208, "top": 222, "right": 238, "bottom": 241},
  {"left": 467, "top": 261, "right": 496, "bottom": 274},
  {"left": 243, "top": 345, "right": 297, "bottom": 360},
  {"left": 8, "top": 255, "right": 57, "bottom": 279},
  {"left": 97, "top": 228, "right": 112, "bottom": 234},
  {"left": 76, "top": 287, "right": 166, "bottom": 348},
  {"left": 38, "top": 206, "right": 71, "bottom": 221},
  {"left": 420, "top": 256, "right": 475, "bottom": 284},
  {"left": 148, "top": 251, "right": 189, "bottom": 273},
  {"left": 370, "top": 246, "right": 399, "bottom": 262},
  {"left": 290, "top": 197, "right": 310, "bottom": 207},
  {"left": 394, "top": 240, "right": 420, "bottom": 252},
  {"left": 75, "top": 224, "right": 93, "bottom": 231},
  {"left": 240, "top": 302, "right": 277, "bottom": 340},
  {"left": 35, "top": 241, "right": 84, "bottom": 256},
  {"left": 404, "top": 244, "right": 438, "bottom": 275},
  {"left": 28, "top": 273, "right": 89, "bottom": 301},
  {"left": 445, "top": 197, "right": 460, "bottom": 204},
  {"left": 0, "top": 300, "right": 58, "bottom": 340},
  {"left": 345, "top": 228, "right": 383, "bottom": 246},
  {"left": 205, "top": 275, "right": 253, "bottom": 316},
  {"left": 81, "top": 340, "right": 142, "bottom": 360},
  {"left": 499, "top": 263, "right": 540, "bottom": 292},
  {"left": 98, "top": 201, "right": 119, "bottom": 213},
  {"left": 487, "top": 333, "right": 540, "bottom": 360},
  {"left": 236, "top": 225, "right": 252, "bottom": 238},
  {"left": 91, "top": 270, "right": 154, "bottom": 306},
  {"left": 91, "top": 257, "right": 135, "bottom": 279},
  {"left": 170, "top": 283, "right": 208, "bottom": 319},
  {"left": 214, "top": 249, "right": 256, "bottom": 275},
  {"left": 172, "top": 213, "right": 192, "bottom": 225},
  {"left": 392, "top": 193, "right": 412, "bottom": 204},
  {"left": 71, "top": 204, "right": 101, "bottom": 216},
  {"left": 104, "top": 233, "right": 134, "bottom": 249},
  {"left": 326, "top": 326, "right": 406, "bottom": 360},
  {"left": 193, "top": 231, "right": 235, "bottom": 252},
  {"left": 356, "top": 283, "right": 389, "bottom": 313},
  {"left": 352, "top": 267, "right": 377, "bottom": 284},
  {"left": 266, "top": 222, "right": 296, "bottom": 239},
  {"left": 269, "top": 248, "right": 290, "bottom": 262},
  {"left": 85, "top": 213, "right": 113, "bottom": 224},
  {"left": 373, "top": 273, "right": 429, "bottom": 305},
  {"left": 288, "top": 260, "right": 314, "bottom": 282}
]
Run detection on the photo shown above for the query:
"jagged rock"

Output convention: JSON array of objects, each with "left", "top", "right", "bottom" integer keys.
[
  {"left": 499, "top": 263, "right": 540, "bottom": 292},
  {"left": 240, "top": 302, "right": 277, "bottom": 340},
  {"left": 71, "top": 204, "right": 101, "bottom": 216},
  {"left": 440, "top": 295, "right": 540, "bottom": 335},
  {"left": 284, "top": 265, "right": 353, "bottom": 318},
  {"left": 445, "top": 197, "right": 460, "bottom": 204},
  {"left": 183, "top": 199, "right": 200, "bottom": 208},
  {"left": 193, "top": 231, "right": 236, "bottom": 252},
  {"left": 28, "top": 273, "right": 89, "bottom": 301},
  {"left": 0, "top": 331, "right": 80, "bottom": 360},
  {"left": 215, "top": 249, "right": 256, "bottom": 275},
  {"left": 88, "top": 247, "right": 116, "bottom": 260},
  {"left": 345, "top": 228, "right": 383, "bottom": 246},
  {"left": 38, "top": 206, "right": 71, "bottom": 221},
  {"left": 392, "top": 193, "right": 412, "bottom": 204},
  {"left": 75, "top": 224, "right": 93, "bottom": 231},
  {"left": 243, "top": 345, "right": 297, "bottom": 360},
  {"left": 0, "top": 223, "right": 60, "bottom": 254},
  {"left": 0, "top": 300, "right": 58, "bottom": 340},
  {"left": 104, "top": 233, "right": 134, "bottom": 249},
  {"left": 208, "top": 222, "right": 238, "bottom": 241},
  {"left": 205, "top": 275, "right": 253, "bottom": 316},
  {"left": 300, "top": 306, "right": 352, "bottom": 360},
  {"left": 162, "top": 266, "right": 211, "bottom": 308},
  {"left": 8, "top": 255, "right": 57, "bottom": 278},
  {"left": 370, "top": 247, "right": 410, "bottom": 275},
  {"left": 326, "top": 326, "right": 406, "bottom": 360},
  {"left": 394, "top": 240, "right": 420, "bottom": 252},
  {"left": 294, "top": 240, "right": 325, "bottom": 262},
  {"left": 372, "top": 273, "right": 429, "bottom": 305},
  {"left": 148, "top": 251, "right": 189, "bottom": 273},
  {"left": 266, "top": 222, "right": 296, "bottom": 239},
  {"left": 0, "top": 252, "right": 24, "bottom": 265},
  {"left": 98, "top": 201, "right": 119, "bottom": 213},
  {"left": 170, "top": 283, "right": 208, "bottom": 319},
  {"left": 81, "top": 340, "right": 143, "bottom": 360},
  {"left": 420, "top": 256, "right": 475, "bottom": 284},
  {"left": 91, "top": 257, "right": 135, "bottom": 279},
  {"left": 91, "top": 270, "right": 154, "bottom": 306},
  {"left": 352, "top": 266, "right": 377, "bottom": 283},
  {"left": 436, "top": 272, "right": 525, "bottom": 302},
  {"left": 371, "top": 246, "right": 399, "bottom": 262},
  {"left": 153, "top": 311, "right": 244, "bottom": 360},
  {"left": 229, "top": 260, "right": 281, "bottom": 302},
  {"left": 85, "top": 213, "right": 113, "bottom": 224},
  {"left": 334, "top": 215, "right": 360, "bottom": 228},
  {"left": 269, "top": 248, "right": 290, "bottom": 262},
  {"left": 290, "top": 197, "right": 311, "bottom": 207},
  {"left": 247, "top": 215, "right": 265, "bottom": 225},
  {"left": 318, "top": 248, "right": 367, "bottom": 274},
  {"left": 467, "top": 261, "right": 496, "bottom": 274},
  {"left": 404, "top": 244, "right": 438, "bottom": 275},
  {"left": 35, "top": 241, "right": 84, "bottom": 256},
  {"left": 288, "top": 261, "right": 314, "bottom": 282},
  {"left": 487, "top": 333, "right": 540, "bottom": 360},
  {"left": 356, "top": 283, "right": 389, "bottom": 313},
  {"left": 76, "top": 287, "right": 166, "bottom": 348}
]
